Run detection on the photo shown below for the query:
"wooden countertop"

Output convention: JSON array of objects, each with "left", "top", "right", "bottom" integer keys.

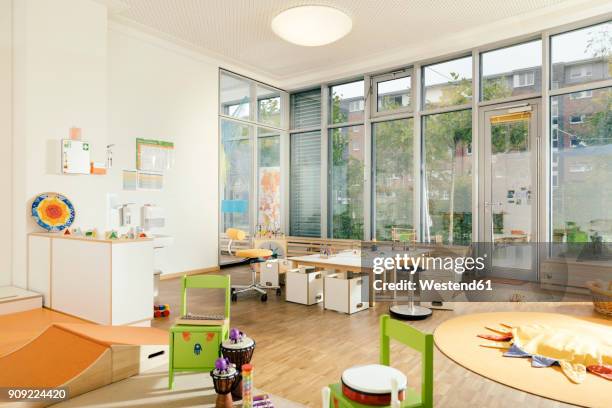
[{"left": 29, "top": 232, "right": 153, "bottom": 244}]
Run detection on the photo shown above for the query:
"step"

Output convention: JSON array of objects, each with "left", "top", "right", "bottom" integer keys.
[{"left": 0, "top": 286, "right": 43, "bottom": 315}]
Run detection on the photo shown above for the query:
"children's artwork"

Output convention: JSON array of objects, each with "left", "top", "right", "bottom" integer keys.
[
  {"left": 31, "top": 193, "right": 75, "bottom": 232},
  {"left": 136, "top": 138, "right": 174, "bottom": 172},
  {"left": 258, "top": 167, "right": 281, "bottom": 227},
  {"left": 122, "top": 170, "right": 137, "bottom": 190},
  {"left": 137, "top": 171, "right": 163, "bottom": 190}
]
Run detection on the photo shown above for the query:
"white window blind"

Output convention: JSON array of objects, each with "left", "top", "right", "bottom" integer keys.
[
  {"left": 290, "top": 131, "right": 321, "bottom": 237},
  {"left": 291, "top": 89, "right": 321, "bottom": 130}
]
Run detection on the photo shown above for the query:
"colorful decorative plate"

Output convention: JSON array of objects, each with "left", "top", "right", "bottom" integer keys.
[{"left": 31, "top": 193, "right": 76, "bottom": 232}]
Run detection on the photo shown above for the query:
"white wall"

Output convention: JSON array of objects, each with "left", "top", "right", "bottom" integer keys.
[
  {"left": 0, "top": 0, "right": 12, "bottom": 286},
  {"left": 12, "top": 0, "right": 109, "bottom": 287},
  {"left": 10, "top": 1, "right": 220, "bottom": 286},
  {"left": 107, "top": 26, "right": 219, "bottom": 275}
]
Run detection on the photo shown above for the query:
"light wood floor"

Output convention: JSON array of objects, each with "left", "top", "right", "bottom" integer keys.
[{"left": 153, "top": 266, "right": 604, "bottom": 408}]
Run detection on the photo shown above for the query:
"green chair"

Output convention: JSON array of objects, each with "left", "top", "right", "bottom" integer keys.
[
  {"left": 168, "top": 274, "right": 231, "bottom": 389},
  {"left": 325, "top": 314, "right": 433, "bottom": 408}
]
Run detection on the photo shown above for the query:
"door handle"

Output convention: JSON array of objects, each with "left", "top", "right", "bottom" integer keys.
[{"left": 484, "top": 201, "right": 502, "bottom": 206}]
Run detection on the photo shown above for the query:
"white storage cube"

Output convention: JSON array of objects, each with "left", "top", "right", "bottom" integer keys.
[
  {"left": 324, "top": 272, "right": 369, "bottom": 314},
  {"left": 285, "top": 268, "right": 324, "bottom": 305},
  {"left": 259, "top": 259, "right": 280, "bottom": 288}
]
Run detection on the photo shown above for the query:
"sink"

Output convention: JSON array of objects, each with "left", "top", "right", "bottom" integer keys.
[{"left": 152, "top": 234, "right": 174, "bottom": 248}]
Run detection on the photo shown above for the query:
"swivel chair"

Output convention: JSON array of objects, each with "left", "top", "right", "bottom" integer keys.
[{"left": 226, "top": 228, "right": 273, "bottom": 302}]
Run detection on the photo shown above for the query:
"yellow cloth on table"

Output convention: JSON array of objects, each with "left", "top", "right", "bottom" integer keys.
[{"left": 512, "top": 323, "right": 612, "bottom": 367}]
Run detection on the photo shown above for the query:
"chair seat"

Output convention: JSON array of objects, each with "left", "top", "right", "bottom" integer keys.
[
  {"left": 235, "top": 248, "right": 273, "bottom": 258},
  {"left": 328, "top": 382, "right": 422, "bottom": 408}
]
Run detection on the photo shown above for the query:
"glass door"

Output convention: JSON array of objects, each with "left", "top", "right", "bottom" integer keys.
[{"left": 480, "top": 101, "right": 539, "bottom": 281}]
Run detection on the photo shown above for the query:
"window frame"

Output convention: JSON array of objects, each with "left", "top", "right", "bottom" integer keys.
[{"left": 371, "top": 69, "right": 414, "bottom": 118}]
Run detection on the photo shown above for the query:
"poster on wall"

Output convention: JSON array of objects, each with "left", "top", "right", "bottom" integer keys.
[
  {"left": 258, "top": 167, "right": 281, "bottom": 227},
  {"left": 136, "top": 138, "right": 174, "bottom": 172}
]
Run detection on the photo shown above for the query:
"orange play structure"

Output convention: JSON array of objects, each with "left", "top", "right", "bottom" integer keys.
[{"left": 0, "top": 309, "right": 168, "bottom": 407}]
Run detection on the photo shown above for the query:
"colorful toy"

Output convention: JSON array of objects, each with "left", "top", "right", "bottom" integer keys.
[
  {"left": 210, "top": 357, "right": 239, "bottom": 408},
  {"left": 324, "top": 314, "right": 433, "bottom": 408},
  {"left": 242, "top": 363, "right": 253, "bottom": 408},
  {"left": 105, "top": 230, "right": 119, "bottom": 240},
  {"left": 31, "top": 192, "right": 75, "bottom": 232},
  {"left": 154, "top": 304, "right": 170, "bottom": 318},
  {"left": 168, "top": 275, "right": 231, "bottom": 389},
  {"left": 221, "top": 328, "right": 255, "bottom": 401}
]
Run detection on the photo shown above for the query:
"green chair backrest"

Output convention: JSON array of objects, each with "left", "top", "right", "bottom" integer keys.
[
  {"left": 379, "top": 314, "right": 433, "bottom": 408},
  {"left": 181, "top": 275, "right": 231, "bottom": 318}
]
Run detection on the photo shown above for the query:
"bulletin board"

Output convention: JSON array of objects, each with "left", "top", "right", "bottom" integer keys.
[{"left": 136, "top": 138, "right": 174, "bottom": 172}]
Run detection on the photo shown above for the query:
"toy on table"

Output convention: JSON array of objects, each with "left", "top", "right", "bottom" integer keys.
[
  {"left": 210, "top": 357, "right": 240, "bottom": 408},
  {"left": 242, "top": 363, "right": 253, "bottom": 408},
  {"left": 105, "top": 230, "right": 119, "bottom": 240},
  {"left": 63, "top": 228, "right": 71, "bottom": 236},
  {"left": 154, "top": 304, "right": 170, "bottom": 318},
  {"left": 221, "top": 328, "right": 255, "bottom": 401}
]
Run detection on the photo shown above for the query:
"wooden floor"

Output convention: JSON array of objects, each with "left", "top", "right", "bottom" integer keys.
[{"left": 153, "top": 266, "right": 603, "bottom": 408}]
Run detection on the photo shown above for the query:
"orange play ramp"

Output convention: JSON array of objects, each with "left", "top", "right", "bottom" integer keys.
[
  {"left": 0, "top": 311, "right": 169, "bottom": 407},
  {"left": 0, "top": 325, "right": 108, "bottom": 388},
  {"left": 56, "top": 323, "right": 168, "bottom": 346}
]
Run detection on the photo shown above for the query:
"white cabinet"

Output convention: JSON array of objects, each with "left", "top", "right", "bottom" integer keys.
[
  {"left": 324, "top": 272, "right": 369, "bottom": 314},
  {"left": 28, "top": 233, "right": 154, "bottom": 325},
  {"left": 285, "top": 268, "right": 324, "bottom": 305}
]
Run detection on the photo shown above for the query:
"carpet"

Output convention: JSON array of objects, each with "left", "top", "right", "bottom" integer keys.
[{"left": 434, "top": 312, "right": 612, "bottom": 408}]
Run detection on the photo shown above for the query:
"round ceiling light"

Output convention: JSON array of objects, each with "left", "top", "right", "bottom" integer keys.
[{"left": 271, "top": 5, "right": 352, "bottom": 47}]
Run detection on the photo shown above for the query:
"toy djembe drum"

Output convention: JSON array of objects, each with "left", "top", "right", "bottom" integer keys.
[
  {"left": 341, "top": 364, "right": 407, "bottom": 406},
  {"left": 210, "top": 358, "right": 240, "bottom": 408},
  {"left": 220, "top": 328, "right": 256, "bottom": 401}
]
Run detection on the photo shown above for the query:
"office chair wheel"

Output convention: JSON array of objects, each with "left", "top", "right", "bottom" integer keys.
[
  {"left": 276, "top": 288, "right": 282, "bottom": 296},
  {"left": 260, "top": 293, "right": 268, "bottom": 302},
  {"left": 231, "top": 289, "right": 238, "bottom": 302}
]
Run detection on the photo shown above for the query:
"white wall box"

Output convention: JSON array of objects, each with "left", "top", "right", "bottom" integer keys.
[
  {"left": 285, "top": 267, "right": 325, "bottom": 305},
  {"left": 27, "top": 233, "right": 154, "bottom": 325},
  {"left": 324, "top": 272, "right": 369, "bottom": 314}
]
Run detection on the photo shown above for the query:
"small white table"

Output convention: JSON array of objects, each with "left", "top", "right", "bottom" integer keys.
[{"left": 289, "top": 248, "right": 430, "bottom": 306}]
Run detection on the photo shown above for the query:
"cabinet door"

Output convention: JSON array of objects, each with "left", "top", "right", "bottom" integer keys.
[
  {"left": 52, "top": 240, "right": 111, "bottom": 324},
  {"left": 28, "top": 236, "right": 51, "bottom": 307},
  {"left": 173, "top": 330, "right": 220, "bottom": 369}
]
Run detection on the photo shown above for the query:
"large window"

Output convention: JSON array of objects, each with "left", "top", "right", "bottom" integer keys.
[
  {"left": 290, "top": 132, "right": 321, "bottom": 236},
  {"left": 551, "top": 21, "right": 611, "bottom": 89},
  {"left": 551, "top": 87, "right": 612, "bottom": 242},
  {"left": 422, "top": 110, "right": 472, "bottom": 244},
  {"left": 330, "top": 80, "right": 365, "bottom": 124},
  {"left": 220, "top": 119, "right": 252, "bottom": 232},
  {"left": 329, "top": 125, "right": 365, "bottom": 239},
  {"left": 423, "top": 56, "right": 472, "bottom": 110},
  {"left": 373, "top": 118, "right": 414, "bottom": 241},
  {"left": 290, "top": 89, "right": 322, "bottom": 236},
  {"left": 257, "top": 128, "right": 281, "bottom": 229},
  {"left": 219, "top": 70, "right": 287, "bottom": 250},
  {"left": 480, "top": 40, "right": 542, "bottom": 101}
]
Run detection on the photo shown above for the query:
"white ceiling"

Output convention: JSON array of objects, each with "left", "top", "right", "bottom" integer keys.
[{"left": 107, "top": 0, "right": 612, "bottom": 89}]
